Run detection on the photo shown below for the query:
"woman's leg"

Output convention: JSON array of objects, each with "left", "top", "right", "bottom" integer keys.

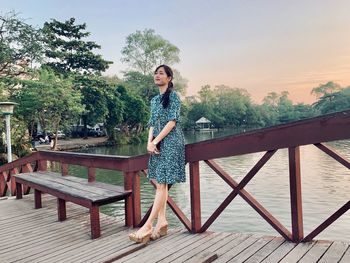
[
  {"left": 156, "top": 184, "right": 168, "bottom": 226},
  {"left": 132, "top": 183, "right": 167, "bottom": 237}
]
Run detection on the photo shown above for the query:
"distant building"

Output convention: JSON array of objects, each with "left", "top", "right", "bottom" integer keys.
[{"left": 195, "top": 117, "right": 211, "bottom": 130}]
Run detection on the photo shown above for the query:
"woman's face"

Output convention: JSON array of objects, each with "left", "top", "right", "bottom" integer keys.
[{"left": 154, "top": 67, "right": 171, "bottom": 86}]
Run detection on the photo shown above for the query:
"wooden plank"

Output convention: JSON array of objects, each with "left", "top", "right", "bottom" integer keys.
[
  {"left": 205, "top": 233, "right": 241, "bottom": 253},
  {"left": 172, "top": 232, "right": 228, "bottom": 262},
  {"left": 15, "top": 175, "right": 106, "bottom": 202},
  {"left": 185, "top": 251, "right": 218, "bottom": 263},
  {"left": 213, "top": 234, "right": 252, "bottom": 257},
  {"left": 73, "top": 230, "right": 183, "bottom": 263},
  {"left": 340, "top": 246, "right": 350, "bottom": 263},
  {"left": 214, "top": 235, "right": 259, "bottom": 262},
  {"left": 16, "top": 172, "right": 128, "bottom": 200},
  {"left": 318, "top": 241, "right": 349, "bottom": 263},
  {"left": 228, "top": 236, "right": 274, "bottom": 262},
  {"left": 117, "top": 230, "right": 189, "bottom": 262},
  {"left": 32, "top": 229, "right": 130, "bottom": 263},
  {"left": 279, "top": 241, "right": 315, "bottom": 263},
  {"left": 261, "top": 241, "right": 296, "bottom": 262},
  {"left": 15, "top": 175, "right": 128, "bottom": 209},
  {"left": 121, "top": 231, "right": 198, "bottom": 262},
  {"left": 53, "top": 231, "right": 133, "bottom": 263},
  {"left": 245, "top": 237, "right": 285, "bottom": 263},
  {"left": 298, "top": 240, "right": 332, "bottom": 263},
  {"left": 157, "top": 232, "right": 217, "bottom": 262}
]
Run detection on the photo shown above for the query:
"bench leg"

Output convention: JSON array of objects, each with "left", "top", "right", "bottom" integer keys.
[
  {"left": 57, "top": 198, "right": 66, "bottom": 221},
  {"left": 16, "top": 183, "right": 22, "bottom": 199},
  {"left": 90, "top": 205, "right": 100, "bottom": 239},
  {"left": 34, "top": 189, "right": 42, "bottom": 209}
]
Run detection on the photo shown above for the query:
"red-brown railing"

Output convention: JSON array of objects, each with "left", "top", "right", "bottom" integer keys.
[{"left": 1, "top": 110, "right": 349, "bottom": 242}]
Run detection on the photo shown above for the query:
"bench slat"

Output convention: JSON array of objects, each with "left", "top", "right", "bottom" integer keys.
[
  {"left": 14, "top": 173, "right": 130, "bottom": 205},
  {"left": 26, "top": 172, "right": 126, "bottom": 197}
]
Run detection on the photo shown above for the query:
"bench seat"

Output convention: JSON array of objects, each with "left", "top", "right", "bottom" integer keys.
[{"left": 14, "top": 171, "right": 131, "bottom": 239}]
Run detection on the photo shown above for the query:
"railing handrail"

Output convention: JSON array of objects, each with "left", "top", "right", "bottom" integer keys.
[{"left": 185, "top": 109, "right": 350, "bottom": 162}]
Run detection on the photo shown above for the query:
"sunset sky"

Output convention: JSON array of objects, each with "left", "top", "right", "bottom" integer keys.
[{"left": 2, "top": 0, "right": 350, "bottom": 104}]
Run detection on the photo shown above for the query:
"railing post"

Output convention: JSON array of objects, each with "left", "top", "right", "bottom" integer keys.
[
  {"left": 10, "top": 168, "right": 19, "bottom": 196},
  {"left": 37, "top": 159, "right": 47, "bottom": 172},
  {"left": 21, "top": 163, "right": 33, "bottom": 194},
  {"left": 124, "top": 171, "right": 141, "bottom": 227},
  {"left": 289, "top": 146, "right": 304, "bottom": 242},
  {"left": 190, "top": 161, "right": 201, "bottom": 233},
  {"left": 88, "top": 167, "right": 95, "bottom": 182},
  {"left": 61, "top": 163, "right": 68, "bottom": 176}
]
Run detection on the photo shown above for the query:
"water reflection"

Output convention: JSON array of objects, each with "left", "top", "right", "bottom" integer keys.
[{"left": 76, "top": 131, "right": 350, "bottom": 242}]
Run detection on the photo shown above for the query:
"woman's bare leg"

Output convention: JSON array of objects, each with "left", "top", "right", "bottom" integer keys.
[
  {"left": 156, "top": 185, "right": 168, "bottom": 227},
  {"left": 132, "top": 183, "right": 167, "bottom": 237}
]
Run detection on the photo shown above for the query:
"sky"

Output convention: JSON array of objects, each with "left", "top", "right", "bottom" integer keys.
[{"left": 1, "top": 0, "right": 350, "bottom": 104}]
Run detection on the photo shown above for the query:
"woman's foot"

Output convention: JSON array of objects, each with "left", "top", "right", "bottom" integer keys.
[
  {"left": 150, "top": 221, "right": 168, "bottom": 240},
  {"left": 129, "top": 226, "right": 153, "bottom": 244}
]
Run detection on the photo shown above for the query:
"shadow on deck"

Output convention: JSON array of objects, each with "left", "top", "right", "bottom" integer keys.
[{"left": 0, "top": 195, "right": 349, "bottom": 263}]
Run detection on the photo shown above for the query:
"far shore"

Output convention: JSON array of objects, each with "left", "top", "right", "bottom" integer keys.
[{"left": 35, "top": 136, "right": 109, "bottom": 151}]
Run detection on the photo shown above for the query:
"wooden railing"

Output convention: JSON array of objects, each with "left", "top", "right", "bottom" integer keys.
[{"left": 1, "top": 110, "right": 349, "bottom": 242}]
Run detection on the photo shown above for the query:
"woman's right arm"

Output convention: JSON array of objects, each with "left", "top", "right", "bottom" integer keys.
[
  {"left": 148, "top": 127, "right": 154, "bottom": 144},
  {"left": 147, "top": 127, "right": 159, "bottom": 154}
]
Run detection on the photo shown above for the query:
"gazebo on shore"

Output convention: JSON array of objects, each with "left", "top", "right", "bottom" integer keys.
[{"left": 195, "top": 117, "right": 211, "bottom": 130}]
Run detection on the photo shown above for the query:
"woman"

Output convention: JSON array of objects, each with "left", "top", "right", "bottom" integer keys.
[{"left": 129, "top": 65, "right": 186, "bottom": 244}]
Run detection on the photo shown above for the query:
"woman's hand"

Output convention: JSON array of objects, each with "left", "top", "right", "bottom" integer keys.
[{"left": 147, "top": 142, "right": 160, "bottom": 155}]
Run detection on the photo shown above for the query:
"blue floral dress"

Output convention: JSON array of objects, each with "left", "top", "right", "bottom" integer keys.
[{"left": 147, "top": 91, "right": 186, "bottom": 184}]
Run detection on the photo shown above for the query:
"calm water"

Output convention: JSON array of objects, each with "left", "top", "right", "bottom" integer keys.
[{"left": 72, "top": 129, "right": 350, "bottom": 242}]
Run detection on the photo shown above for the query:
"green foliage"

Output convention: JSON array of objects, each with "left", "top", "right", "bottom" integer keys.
[
  {"left": 121, "top": 29, "right": 180, "bottom": 75},
  {"left": 14, "top": 69, "right": 84, "bottom": 147},
  {"left": 0, "top": 11, "right": 43, "bottom": 77},
  {"left": 123, "top": 71, "right": 158, "bottom": 102},
  {"left": 116, "top": 85, "right": 149, "bottom": 134},
  {"left": 313, "top": 86, "right": 350, "bottom": 114},
  {"left": 311, "top": 81, "right": 342, "bottom": 99},
  {"left": 42, "top": 17, "right": 112, "bottom": 75}
]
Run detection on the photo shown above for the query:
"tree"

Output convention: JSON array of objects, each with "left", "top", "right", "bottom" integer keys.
[
  {"left": 15, "top": 69, "right": 84, "bottom": 149},
  {"left": 214, "top": 85, "right": 252, "bottom": 126},
  {"left": 42, "top": 17, "right": 112, "bottom": 75},
  {"left": 116, "top": 85, "right": 149, "bottom": 135},
  {"left": 313, "top": 86, "right": 350, "bottom": 114},
  {"left": 311, "top": 81, "right": 342, "bottom": 99},
  {"left": 0, "top": 11, "right": 43, "bottom": 77},
  {"left": 42, "top": 17, "right": 113, "bottom": 137},
  {"left": 121, "top": 29, "right": 180, "bottom": 75},
  {"left": 123, "top": 71, "right": 157, "bottom": 102}
]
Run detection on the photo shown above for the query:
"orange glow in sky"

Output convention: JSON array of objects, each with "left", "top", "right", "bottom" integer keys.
[{"left": 2, "top": 0, "right": 350, "bottom": 105}]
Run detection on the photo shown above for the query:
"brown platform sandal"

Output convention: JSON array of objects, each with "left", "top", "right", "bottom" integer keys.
[
  {"left": 150, "top": 224, "right": 168, "bottom": 240},
  {"left": 129, "top": 230, "right": 152, "bottom": 244}
]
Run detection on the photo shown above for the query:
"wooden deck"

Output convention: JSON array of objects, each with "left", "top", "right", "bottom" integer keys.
[{"left": 0, "top": 195, "right": 349, "bottom": 263}]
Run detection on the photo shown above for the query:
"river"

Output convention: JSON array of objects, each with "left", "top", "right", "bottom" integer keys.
[{"left": 72, "top": 129, "right": 350, "bottom": 242}]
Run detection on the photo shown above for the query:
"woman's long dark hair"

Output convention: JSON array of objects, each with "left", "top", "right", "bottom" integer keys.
[{"left": 155, "top": 64, "right": 174, "bottom": 108}]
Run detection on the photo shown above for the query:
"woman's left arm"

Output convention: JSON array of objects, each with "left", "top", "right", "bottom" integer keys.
[{"left": 152, "top": 120, "right": 176, "bottom": 145}]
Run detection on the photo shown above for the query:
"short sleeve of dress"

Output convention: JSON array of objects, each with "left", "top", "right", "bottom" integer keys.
[
  {"left": 147, "top": 97, "right": 157, "bottom": 128},
  {"left": 167, "top": 92, "right": 181, "bottom": 122}
]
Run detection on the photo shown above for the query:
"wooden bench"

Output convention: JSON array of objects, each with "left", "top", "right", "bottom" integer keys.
[{"left": 14, "top": 171, "right": 132, "bottom": 239}]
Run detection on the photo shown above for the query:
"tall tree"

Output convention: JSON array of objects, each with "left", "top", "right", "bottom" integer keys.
[
  {"left": 15, "top": 69, "right": 84, "bottom": 149},
  {"left": 311, "top": 81, "right": 342, "bottom": 99},
  {"left": 121, "top": 29, "right": 180, "bottom": 75},
  {"left": 42, "top": 18, "right": 113, "bottom": 137},
  {"left": 42, "top": 17, "right": 112, "bottom": 75},
  {"left": 0, "top": 11, "right": 43, "bottom": 77}
]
